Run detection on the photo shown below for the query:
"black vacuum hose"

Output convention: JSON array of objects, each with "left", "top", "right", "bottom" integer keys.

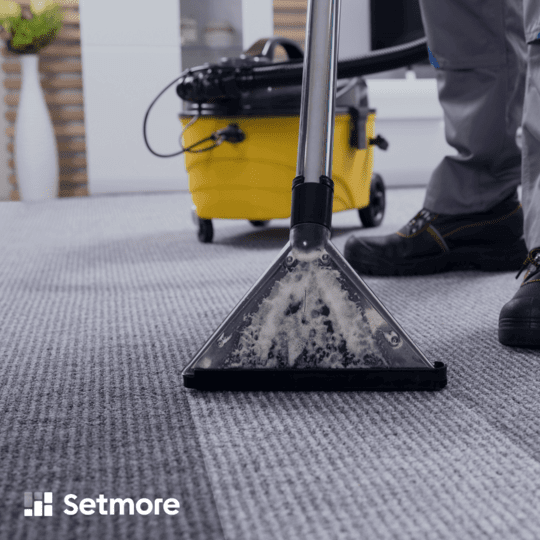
[{"left": 177, "top": 37, "right": 429, "bottom": 103}]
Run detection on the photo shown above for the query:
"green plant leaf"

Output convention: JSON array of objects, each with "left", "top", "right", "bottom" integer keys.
[{"left": 9, "top": 4, "right": 63, "bottom": 53}]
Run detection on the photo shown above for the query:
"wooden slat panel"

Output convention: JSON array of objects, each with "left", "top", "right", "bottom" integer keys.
[
  {"left": 2, "top": 45, "right": 81, "bottom": 58},
  {"left": 57, "top": 140, "right": 86, "bottom": 152},
  {"left": 56, "top": 27, "right": 80, "bottom": 41},
  {"left": 6, "top": 109, "right": 84, "bottom": 123},
  {"left": 59, "top": 177, "right": 88, "bottom": 187},
  {"left": 274, "top": 0, "right": 307, "bottom": 10},
  {"left": 4, "top": 77, "right": 83, "bottom": 90},
  {"left": 51, "top": 109, "right": 85, "bottom": 122},
  {"left": 42, "top": 60, "right": 82, "bottom": 73},
  {"left": 39, "top": 77, "right": 83, "bottom": 91},
  {"left": 3, "top": 60, "right": 82, "bottom": 74},
  {"left": 275, "top": 0, "right": 307, "bottom": 48},
  {"left": 274, "top": 13, "right": 306, "bottom": 25},
  {"left": 3, "top": 78, "right": 18, "bottom": 90},
  {"left": 6, "top": 124, "right": 85, "bottom": 136},
  {"left": 9, "top": 156, "right": 86, "bottom": 169},
  {"left": 59, "top": 156, "right": 86, "bottom": 168},
  {"left": 63, "top": 11, "right": 80, "bottom": 25},
  {"left": 10, "top": 172, "right": 87, "bottom": 185},
  {"left": 40, "top": 44, "right": 81, "bottom": 57},
  {"left": 274, "top": 28, "right": 305, "bottom": 44},
  {"left": 59, "top": 186, "right": 88, "bottom": 197},
  {"left": 8, "top": 140, "right": 86, "bottom": 153},
  {"left": 6, "top": 93, "right": 84, "bottom": 106},
  {"left": 17, "top": 0, "right": 79, "bottom": 5},
  {"left": 2, "top": 62, "right": 18, "bottom": 74},
  {"left": 59, "top": 172, "right": 87, "bottom": 183}
]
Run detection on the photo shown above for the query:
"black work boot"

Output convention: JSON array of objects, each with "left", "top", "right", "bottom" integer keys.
[
  {"left": 343, "top": 192, "right": 527, "bottom": 276},
  {"left": 499, "top": 248, "right": 540, "bottom": 349}
]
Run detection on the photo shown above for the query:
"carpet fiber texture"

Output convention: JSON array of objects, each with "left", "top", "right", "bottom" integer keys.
[{"left": 1, "top": 188, "right": 539, "bottom": 540}]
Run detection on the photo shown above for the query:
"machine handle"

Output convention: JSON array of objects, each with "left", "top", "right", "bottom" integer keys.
[
  {"left": 243, "top": 36, "right": 304, "bottom": 61},
  {"left": 369, "top": 134, "right": 389, "bottom": 151}
]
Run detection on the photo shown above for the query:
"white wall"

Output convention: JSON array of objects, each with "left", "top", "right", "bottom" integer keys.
[
  {"left": 242, "top": 0, "right": 273, "bottom": 50},
  {"left": 182, "top": 0, "right": 244, "bottom": 51},
  {"left": 339, "top": 0, "right": 370, "bottom": 59},
  {"left": 367, "top": 77, "right": 455, "bottom": 187},
  {"left": 79, "top": 0, "right": 186, "bottom": 195}
]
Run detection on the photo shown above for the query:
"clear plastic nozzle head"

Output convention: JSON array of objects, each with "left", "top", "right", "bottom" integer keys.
[{"left": 290, "top": 223, "right": 331, "bottom": 260}]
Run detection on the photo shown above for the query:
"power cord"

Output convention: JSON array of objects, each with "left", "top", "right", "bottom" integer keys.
[
  {"left": 180, "top": 121, "right": 246, "bottom": 154},
  {"left": 143, "top": 75, "right": 246, "bottom": 158}
]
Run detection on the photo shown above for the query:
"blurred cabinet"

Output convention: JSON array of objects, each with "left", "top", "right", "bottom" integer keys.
[
  {"left": 273, "top": 0, "right": 370, "bottom": 59},
  {"left": 180, "top": 0, "right": 244, "bottom": 70},
  {"left": 179, "top": 0, "right": 370, "bottom": 70}
]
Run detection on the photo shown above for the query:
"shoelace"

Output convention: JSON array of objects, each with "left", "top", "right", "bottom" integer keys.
[
  {"left": 403, "top": 209, "right": 436, "bottom": 235},
  {"left": 516, "top": 248, "right": 540, "bottom": 280}
]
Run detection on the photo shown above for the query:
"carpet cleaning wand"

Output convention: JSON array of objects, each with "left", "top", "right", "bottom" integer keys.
[
  {"left": 290, "top": 0, "right": 342, "bottom": 263},
  {"left": 182, "top": 0, "right": 447, "bottom": 390}
]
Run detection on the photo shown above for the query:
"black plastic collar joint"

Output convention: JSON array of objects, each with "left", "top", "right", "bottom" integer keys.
[{"left": 290, "top": 175, "right": 334, "bottom": 230}]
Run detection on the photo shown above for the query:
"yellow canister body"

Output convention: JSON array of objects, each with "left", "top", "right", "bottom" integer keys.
[{"left": 181, "top": 112, "right": 376, "bottom": 221}]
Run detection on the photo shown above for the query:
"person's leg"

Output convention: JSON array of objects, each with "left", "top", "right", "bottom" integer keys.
[
  {"left": 420, "top": 0, "right": 526, "bottom": 214},
  {"left": 521, "top": 8, "right": 540, "bottom": 251},
  {"left": 344, "top": 0, "right": 528, "bottom": 276},
  {"left": 499, "top": 5, "right": 540, "bottom": 349}
]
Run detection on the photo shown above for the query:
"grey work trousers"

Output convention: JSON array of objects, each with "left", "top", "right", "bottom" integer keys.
[{"left": 418, "top": 0, "right": 540, "bottom": 249}]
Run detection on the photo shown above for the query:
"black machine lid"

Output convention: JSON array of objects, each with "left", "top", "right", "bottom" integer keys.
[
  {"left": 181, "top": 36, "right": 369, "bottom": 117},
  {"left": 177, "top": 36, "right": 429, "bottom": 107}
]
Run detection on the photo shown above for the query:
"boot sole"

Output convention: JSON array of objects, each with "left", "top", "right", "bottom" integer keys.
[
  {"left": 344, "top": 243, "right": 527, "bottom": 276},
  {"left": 499, "top": 318, "right": 540, "bottom": 349}
]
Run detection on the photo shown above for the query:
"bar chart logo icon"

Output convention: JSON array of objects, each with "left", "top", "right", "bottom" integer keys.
[{"left": 24, "top": 492, "right": 53, "bottom": 517}]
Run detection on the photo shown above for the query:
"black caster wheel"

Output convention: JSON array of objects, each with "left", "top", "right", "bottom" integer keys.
[
  {"left": 249, "top": 220, "right": 270, "bottom": 227},
  {"left": 197, "top": 218, "right": 213, "bottom": 243},
  {"left": 359, "top": 173, "right": 385, "bottom": 228}
]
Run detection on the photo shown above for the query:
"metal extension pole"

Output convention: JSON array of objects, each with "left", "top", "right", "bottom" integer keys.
[{"left": 295, "top": 0, "right": 342, "bottom": 183}]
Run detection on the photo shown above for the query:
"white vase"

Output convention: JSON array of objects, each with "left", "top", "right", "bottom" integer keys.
[{"left": 15, "top": 54, "right": 59, "bottom": 201}]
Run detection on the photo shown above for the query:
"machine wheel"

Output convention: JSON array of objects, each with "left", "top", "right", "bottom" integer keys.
[
  {"left": 197, "top": 218, "right": 214, "bottom": 243},
  {"left": 249, "top": 220, "right": 270, "bottom": 227},
  {"left": 359, "top": 173, "right": 386, "bottom": 228}
]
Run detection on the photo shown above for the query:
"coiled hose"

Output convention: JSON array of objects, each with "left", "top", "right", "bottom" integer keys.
[{"left": 176, "top": 37, "right": 429, "bottom": 103}]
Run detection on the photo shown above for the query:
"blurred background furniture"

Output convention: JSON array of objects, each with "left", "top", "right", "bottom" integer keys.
[{"left": 0, "top": 0, "right": 451, "bottom": 200}]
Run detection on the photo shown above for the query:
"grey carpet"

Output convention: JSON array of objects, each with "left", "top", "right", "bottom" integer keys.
[{"left": 1, "top": 188, "right": 539, "bottom": 540}]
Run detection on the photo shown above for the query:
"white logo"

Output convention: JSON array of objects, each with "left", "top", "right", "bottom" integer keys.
[
  {"left": 23, "top": 492, "right": 180, "bottom": 517},
  {"left": 64, "top": 495, "right": 180, "bottom": 516},
  {"left": 24, "top": 492, "right": 53, "bottom": 517}
]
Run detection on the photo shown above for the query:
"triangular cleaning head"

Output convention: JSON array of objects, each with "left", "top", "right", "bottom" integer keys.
[{"left": 182, "top": 227, "right": 446, "bottom": 390}]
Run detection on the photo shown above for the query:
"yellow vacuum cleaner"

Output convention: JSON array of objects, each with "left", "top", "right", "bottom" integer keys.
[
  {"left": 177, "top": 37, "right": 388, "bottom": 242},
  {"left": 144, "top": 30, "right": 430, "bottom": 246}
]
